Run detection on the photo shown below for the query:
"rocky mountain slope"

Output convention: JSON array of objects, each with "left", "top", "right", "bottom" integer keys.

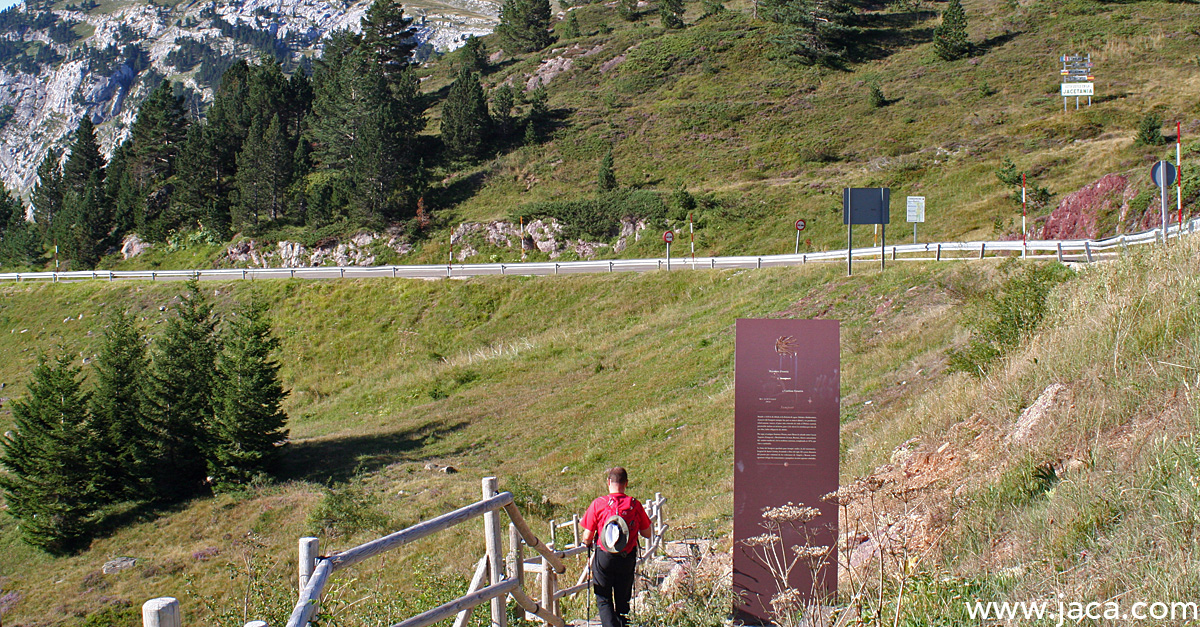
[{"left": 0, "top": 0, "right": 498, "bottom": 194}]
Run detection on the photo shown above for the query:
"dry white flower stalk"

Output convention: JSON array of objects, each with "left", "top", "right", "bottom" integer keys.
[
  {"left": 762, "top": 502, "right": 821, "bottom": 524},
  {"left": 741, "top": 533, "right": 778, "bottom": 548}
]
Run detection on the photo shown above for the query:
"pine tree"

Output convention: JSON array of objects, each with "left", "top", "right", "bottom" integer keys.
[
  {"left": 760, "top": 0, "right": 856, "bottom": 65},
  {"left": 561, "top": 12, "right": 581, "bottom": 38},
  {"left": 496, "top": 0, "right": 556, "bottom": 52},
  {"left": 361, "top": 0, "right": 418, "bottom": 85},
  {"left": 128, "top": 81, "right": 189, "bottom": 241},
  {"left": 524, "top": 86, "right": 549, "bottom": 145},
  {"left": 460, "top": 36, "right": 488, "bottom": 74},
  {"left": 234, "top": 114, "right": 291, "bottom": 229},
  {"left": 209, "top": 303, "right": 289, "bottom": 490},
  {"left": 933, "top": 0, "right": 970, "bottom": 61},
  {"left": 174, "top": 121, "right": 226, "bottom": 234},
  {"left": 491, "top": 84, "right": 517, "bottom": 142},
  {"left": 0, "top": 355, "right": 100, "bottom": 554},
  {"left": 310, "top": 32, "right": 426, "bottom": 224},
  {"left": 598, "top": 150, "right": 617, "bottom": 191},
  {"left": 31, "top": 149, "right": 62, "bottom": 246},
  {"left": 62, "top": 116, "right": 106, "bottom": 196},
  {"left": 138, "top": 281, "right": 218, "bottom": 501},
  {"left": 441, "top": 66, "right": 491, "bottom": 159},
  {"left": 128, "top": 81, "right": 189, "bottom": 190},
  {"left": 617, "top": 0, "right": 638, "bottom": 21},
  {"left": 89, "top": 309, "right": 150, "bottom": 499},
  {"left": 0, "top": 186, "right": 38, "bottom": 267},
  {"left": 660, "top": 0, "right": 685, "bottom": 29}
]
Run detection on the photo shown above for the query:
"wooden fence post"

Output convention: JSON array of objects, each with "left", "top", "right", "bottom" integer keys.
[
  {"left": 299, "top": 537, "right": 319, "bottom": 600},
  {"left": 142, "top": 597, "right": 181, "bottom": 627},
  {"left": 509, "top": 523, "right": 524, "bottom": 587},
  {"left": 482, "top": 477, "right": 508, "bottom": 627}
]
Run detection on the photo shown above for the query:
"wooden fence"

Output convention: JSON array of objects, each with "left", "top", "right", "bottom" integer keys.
[{"left": 141, "top": 477, "right": 668, "bottom": 627}]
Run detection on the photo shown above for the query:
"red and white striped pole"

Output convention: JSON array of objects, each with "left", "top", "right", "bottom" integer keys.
[
  {"left": 1022, "top": 172, "right": 1027, "bottom": 258},
  {"left": 689, "top": 212, "right": 695, "bottom": 268},
  {"left": 1178, "top": 122, "right": 1184, "bottom": 229}
]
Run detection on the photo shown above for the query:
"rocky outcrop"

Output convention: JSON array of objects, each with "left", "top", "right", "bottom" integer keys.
[
  {"left": 448, "top": 217, "right": 646, "bottom": 260},
  {"left": 0, "top": 0, "right": 500, "bottom": 194},
  {"left": 120, "top": 234, "right": 149, "bottom": 259},
  {"left": 226, "top": 231, "right": 412, "bottom": 268},
  {"left": 1040, "top": 174, "right": 1132, "bottom": 240}
]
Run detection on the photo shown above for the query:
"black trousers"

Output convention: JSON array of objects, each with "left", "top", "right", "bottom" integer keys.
[{"left": 593, "top": 548, "right": 637, "bottom": 627}]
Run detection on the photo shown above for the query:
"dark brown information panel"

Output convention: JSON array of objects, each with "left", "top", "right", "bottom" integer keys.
[{"left": 733, "top": 319, "right": 840, "bottom": 624}]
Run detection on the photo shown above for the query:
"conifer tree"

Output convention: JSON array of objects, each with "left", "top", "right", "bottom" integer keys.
[
  {"left": 617, "top": 0, "right": 638, "bottom": 21},
  {"left": 128, "top": 81, "right": 189, "bottom": 240},
  {"left": 561, "top": 12, "right": 581, "bottom": 38},
  {"left": 209, "top": 303, "right": 289, "bottom": 490},
  {"left": 235, "top": 114, "right": 291, "bottom": 228},
  {"left": 523, "top": 86, "right": 549, "bottom": 145},
  {"left": 361, "top": 0, "right": 418, "bottom": 85},
  {"left": 460, "top": 36, "right": 488, "bottom": 73},
  {"left": 174, "top": 122, "right": 226, "bottom": 234},
  {"left": 106, "top": 140, "right": 141, "bottom": 241},
  {"left": 598, "top": 150, "right": 617, "bottom": 191},
  {"left": 933, "top": 0, "right": 970, "bottom": 61},
  {"left": 491, "top": 84, "right": 517, "bottom": 141},
  {"left": 62, "top": 116, "right": 106, "bottom": 197},
  {"left": 760, "top": 0, "right": 856, "bottom": 65},
  {"left": 129, "top": 81, "right": 189, "bottom": 190},
  {"left": 138, "top": 281, "right": 218, "bottom": 500},
  {"left": 0, "top": 355, "right": 100, "bottom": 554},
  {"left": 441, "top": 66, "right": 491, "bottom": 159},
  {"left": 89, "top": 309, "right": 150, "bottom": 499},
  {"left": 660, "top": 0, "right": 685, "bottom": 29},
  {"left": 31, "top": 149, "right": 62, "bottom": 245},
  {"left": 496, "top": 0, "right": 555, "bottom": 52},
  {"left": 0, "top": 186, "right": 38, "bottom": 267}
]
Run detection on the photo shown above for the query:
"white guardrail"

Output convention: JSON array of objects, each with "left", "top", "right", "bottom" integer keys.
[{"left": 3, "top": 220, "right": 1196, "bottom": 284}]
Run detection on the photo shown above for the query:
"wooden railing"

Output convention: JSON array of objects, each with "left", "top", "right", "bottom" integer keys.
[{"left": 140, "top": 477, "right": 668, "bottom": 627}]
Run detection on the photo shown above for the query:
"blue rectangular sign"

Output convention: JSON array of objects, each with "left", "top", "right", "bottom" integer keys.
[{"left": 842, "top": 188, "right": 891, "bottom": 225}]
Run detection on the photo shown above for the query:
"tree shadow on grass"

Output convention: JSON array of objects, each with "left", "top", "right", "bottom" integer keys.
[
  {"left": 280, "top": 419, "right": 471, "bottom": 484},
  {"left": 974, "top": 30, "right": 1021, "bottom": 55},
  {"left": 428, "top": 170, "right": 489, "bottom": 210}
]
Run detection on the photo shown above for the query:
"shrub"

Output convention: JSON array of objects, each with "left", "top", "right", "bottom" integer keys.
[
  {"left": 933, "top": 0, "right": 969, "bottom": 61},
  {"left": 868, "top": 83, "right": 887, "bottom": 108},
  {"left": 516, "top": 189, "right": 668, "bottom": 239},
  {"left": 947, "top": 262, "right": 1073, "bottom": 375},
  {"left": 307, "top": 483, "right": 391, "bottom": 539},
  {"left": 1136, "top": 112, "right": 1166, "bottom": 146}
]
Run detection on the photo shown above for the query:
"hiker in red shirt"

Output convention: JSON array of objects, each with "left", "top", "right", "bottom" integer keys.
[{"left": 581, "top": 467, "right": 652, "bottom": 627}]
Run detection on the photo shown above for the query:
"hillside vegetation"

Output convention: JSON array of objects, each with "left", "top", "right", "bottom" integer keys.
[
  {"left": 2, "top": 235, "right": 1200, "bottom": 623},
  {"left": 6, "top": 0, "right": 1200, "bottom": 273}
]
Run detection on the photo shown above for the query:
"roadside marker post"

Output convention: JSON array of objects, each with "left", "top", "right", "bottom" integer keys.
[
  {"left": 1179, "top": 122, "right": 1184, "bottom": 230},
  {"left": 1022, "top": 174, "right": 1027, "bottom": 258},
  {"left": 689, "top": 213, "right": 696, "bottom": 268},
  {"left": 1152, "top": 160, "right": 1177, "bottom": 243}
]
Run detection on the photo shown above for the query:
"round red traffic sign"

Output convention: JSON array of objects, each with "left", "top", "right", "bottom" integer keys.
[
  {"left": 796, "top": 219, "right": 807, "bottom": 231},
  {"left": 663, "top": 231, "right": 675, "bottom": 243}
]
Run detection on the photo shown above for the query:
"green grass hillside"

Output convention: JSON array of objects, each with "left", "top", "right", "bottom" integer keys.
[
  {"left": 73, "top": 0, "right": 1200, "bottom": 273},
  {"left": 401, "top": 0, "right": 1200, "bottom": 262},
  {"left": 3, "top": 236, "right": 1200, "bottom": 623}
]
